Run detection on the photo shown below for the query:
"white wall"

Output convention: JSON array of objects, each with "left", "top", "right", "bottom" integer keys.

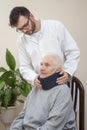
[{"left": 0, "top": 0, "right": 87, "bottom": 129}]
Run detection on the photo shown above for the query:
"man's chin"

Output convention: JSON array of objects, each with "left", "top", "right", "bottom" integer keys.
[{"left": 25, "top": 30, "right": 33, "bottom": 35}]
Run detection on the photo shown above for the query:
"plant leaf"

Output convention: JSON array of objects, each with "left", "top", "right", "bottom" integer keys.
[
  {"left": 0, "top": 70, "right": 12, "bottom": 81},
  {"left": 6, "top": 49, "right": 16, "bottom": 70},
  {"left": 17, "top": 99, "right": 24, "bottom": 103},
  {"left": 0, "top": 81, "right": 5, "bottom": 90},
  {"left": 0, "top": 71, "right": 16, "bottom": 87},
  {"left": 4, "top": 88, "right": 12, "bottom": 107},
  {"left": 21, "top": 83, "right": 32, "bottom": 97},
  {"left": 0, "top": 67, "right": 7, "bottom": 73},
  {"left": 0, "top": 101, "right": 2, "bottom": 112}
]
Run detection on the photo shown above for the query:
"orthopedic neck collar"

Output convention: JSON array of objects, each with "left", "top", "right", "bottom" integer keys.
[{"left": 38, "top": 72, "right": 62, "bottom": 90}]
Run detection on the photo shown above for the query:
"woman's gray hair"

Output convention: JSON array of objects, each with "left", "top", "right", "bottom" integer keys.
[{"left": 43, "top": 53, "right": 63, "bottom": 69}]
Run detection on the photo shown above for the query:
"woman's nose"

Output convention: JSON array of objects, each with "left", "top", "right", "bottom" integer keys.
[{"left": 40, "top": 65, "right": 46, "bottom": 71}]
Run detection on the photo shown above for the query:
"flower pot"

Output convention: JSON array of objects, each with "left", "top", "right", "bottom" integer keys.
[
  {"left": 0, "top": 106, "right": 16, "bottom": 130},
  {"left": 0, "top": 102, "right": 23, "bottom": 130},
  {"left": 0, "top": 106, "right": 16, "bottom": 124}
]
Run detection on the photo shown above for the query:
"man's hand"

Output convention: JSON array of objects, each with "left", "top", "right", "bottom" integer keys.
[
  {"left": 56, "top": 68, "right": 70, "bottom": 84},
  {"left": 34, "top": 76, "right": 42, "bottom": 89}
]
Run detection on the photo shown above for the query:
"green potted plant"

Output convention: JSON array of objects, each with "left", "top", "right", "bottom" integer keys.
[{"left": 0, "top": 49, "right": 32, "bottom": 130}]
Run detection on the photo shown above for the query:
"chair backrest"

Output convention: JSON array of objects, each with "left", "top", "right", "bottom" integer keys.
[{"left": 67, "top": 76, "right": 85, "bottom": 130}]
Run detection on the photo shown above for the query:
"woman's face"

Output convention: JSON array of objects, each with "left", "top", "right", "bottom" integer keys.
[{"left": 40, "top": 56, "right": 58, "bottom": 78}]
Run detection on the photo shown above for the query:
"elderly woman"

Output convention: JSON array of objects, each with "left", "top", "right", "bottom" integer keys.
[{"left": 10, "top": 54, "right": 77, "bottom": 130}]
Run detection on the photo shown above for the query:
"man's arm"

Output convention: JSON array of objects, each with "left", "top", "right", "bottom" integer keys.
[
  {"left": 37, "top": 85, "right": 75, "bottom": 130},
  {"left": 18, "top": 38, "right": 38, "bottom": 86},
  {"left": 61, "top": 23, "right": 80, "bottom": 76},
  {"left": 56, "top": 22, "right": 80, "bottom": 84}
]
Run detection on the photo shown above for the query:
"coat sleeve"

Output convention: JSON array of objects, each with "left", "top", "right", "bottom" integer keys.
[
  {"left": 58, "top": 22, "right": 80, "bottom": 76},
  {"left": 17, "top": 37, "right": 38, "bottom": 86}
]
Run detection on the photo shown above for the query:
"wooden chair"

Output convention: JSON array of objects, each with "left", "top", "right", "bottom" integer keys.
[{"left": 68, "top": 76, "right": 85, "bottom": 130}]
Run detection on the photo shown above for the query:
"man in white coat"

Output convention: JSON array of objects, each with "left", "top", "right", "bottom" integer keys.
[{"left": 9, "top": 6, "right": 80, "bottom": 88}]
